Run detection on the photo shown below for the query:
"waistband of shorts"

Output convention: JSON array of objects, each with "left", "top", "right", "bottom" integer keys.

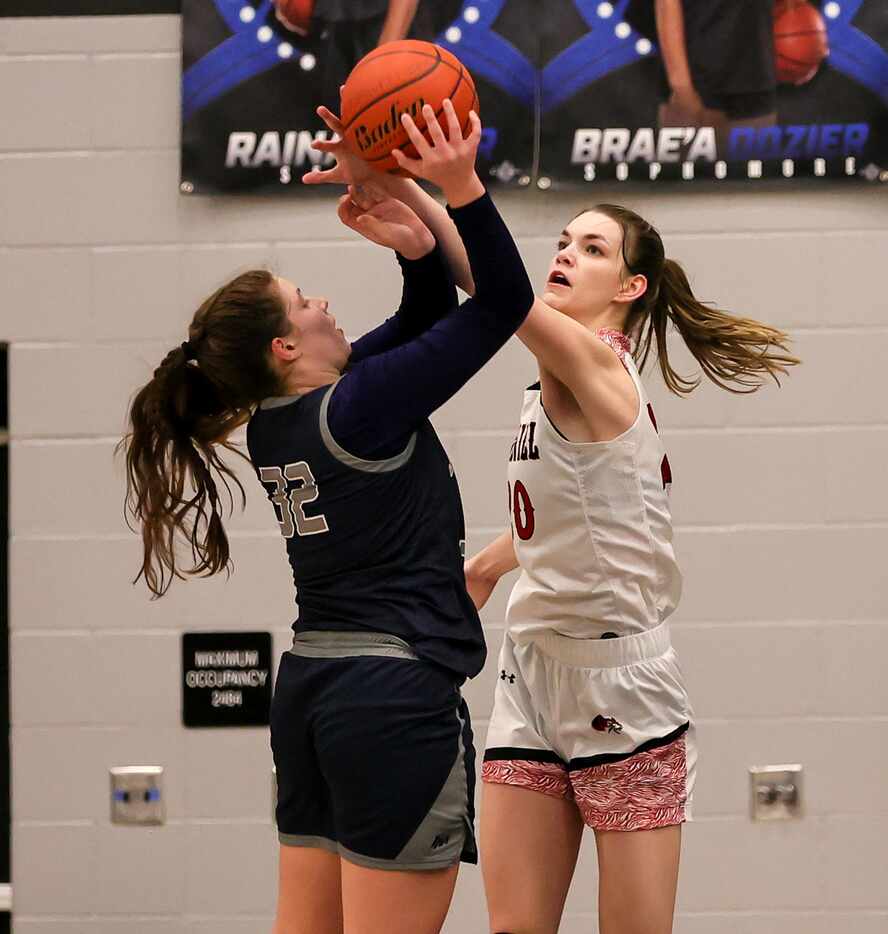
[
  {"left": 514, "top": 622, "right": 672, "bottom": 668},
  {"left": 289, "top": 630, "right": 419, "bottom": 660}
]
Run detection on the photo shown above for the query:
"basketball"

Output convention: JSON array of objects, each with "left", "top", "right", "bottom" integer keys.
[
  {"left": 274, "top": 0, "right": 314, "bottom": 35},
  {"left": 773, "top": 0, "right": 829, "bottom": 86},
  {"left": 340, "top": 39, "right": 478, "bottom": 174}
]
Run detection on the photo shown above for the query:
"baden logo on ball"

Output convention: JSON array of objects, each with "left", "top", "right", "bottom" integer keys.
[{"left": 340, "top": 39, "right": 479, "bottom": 175}]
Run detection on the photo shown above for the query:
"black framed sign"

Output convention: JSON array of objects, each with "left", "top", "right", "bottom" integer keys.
[{"left": 181, "top": 631, "right": 273, "bottom": 727}]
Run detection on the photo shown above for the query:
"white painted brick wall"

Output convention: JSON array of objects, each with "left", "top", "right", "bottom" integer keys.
[{"left": 2, "top": 13, "right": 886, "bottom": 934}]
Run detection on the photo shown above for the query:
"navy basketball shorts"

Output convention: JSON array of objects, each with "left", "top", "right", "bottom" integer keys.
[
  {"left": 271, "top": 631, "right": 477, "bottom": 871},
  {"left": 483, "top": 623, "right": 696, "bottom": 832}
]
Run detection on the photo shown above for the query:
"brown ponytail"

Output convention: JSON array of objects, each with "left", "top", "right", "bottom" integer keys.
[
  {"left": 589, "top": 204, "right": 800, "bottom": 395},
  {"left": 121, "top": 269, "right": 289, "bottom": 598}
]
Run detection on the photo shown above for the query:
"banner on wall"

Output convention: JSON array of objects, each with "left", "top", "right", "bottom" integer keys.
[
  {"left": 538, "top": 0, "right": 888, "bottom": 183},
  {"left": 0, "top": 1, "right": 178, "bottom": 14},
  {"left": 180, "top": 0, "right": 888, "bottom": 193}
]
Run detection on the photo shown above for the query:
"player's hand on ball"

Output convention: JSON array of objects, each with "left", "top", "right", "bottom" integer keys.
[
  {"left": 303, "top": 104, "right": 377, "bottom": 187},
  {"left": 393, "top": 99, "right": 484, "bottom": 208},
  {"left": 337, "top": 185, "right": 435, "bottom": 260}
]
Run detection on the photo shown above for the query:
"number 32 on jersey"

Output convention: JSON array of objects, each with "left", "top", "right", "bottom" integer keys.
[{"left": 259, "top": 462, "right": 329, "bottom": 539}]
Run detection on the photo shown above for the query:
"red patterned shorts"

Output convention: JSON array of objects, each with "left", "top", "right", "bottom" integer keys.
[{"left": 482, "top": 624, "right": 696, "bottom": 832}]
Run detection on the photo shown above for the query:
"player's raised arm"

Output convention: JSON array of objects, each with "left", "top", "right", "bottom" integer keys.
[
  {"left": 323, "top": 104, "right": 534, "bottom": 459},
  {"left": 333, "top": 185, "right": 459, "bottom": 361},
  {"left": 305, "top": 102, "right": 475, "bottom": 294}
]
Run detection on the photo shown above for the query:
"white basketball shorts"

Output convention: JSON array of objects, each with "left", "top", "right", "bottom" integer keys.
[{"left": 483, "top": 622, "right": 696, "bottom": 831}]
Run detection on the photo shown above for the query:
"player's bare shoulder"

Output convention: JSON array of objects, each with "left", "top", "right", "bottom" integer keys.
[
  {"left": 540, "top": 350, "right": 638, "bottom": 444},
  {"left": 556, "top": 330, "right": 640, "bottom": 443}
]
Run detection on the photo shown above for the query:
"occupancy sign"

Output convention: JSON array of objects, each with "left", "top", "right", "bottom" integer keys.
[{"left": 182, "top": 632, "right": 273, "bottom": 727}]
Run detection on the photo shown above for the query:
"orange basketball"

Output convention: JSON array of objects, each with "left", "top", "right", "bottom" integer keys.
[
  {"left": 340, "top": 40, "right": 478, "bottom": 174},
  {"left": 773, "top": 0, "right": 829, "bottom": 86},
  {"left": 274, "top": 0, "right": 314, "bottom": 35}
]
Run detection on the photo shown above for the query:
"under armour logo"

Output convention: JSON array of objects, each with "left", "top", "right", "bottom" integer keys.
[
  {"left": 431, "top": 833, "right": 450, "bottom": 849},
  {"left": 592, "top": 714, "right": 624, "bottom": 734},
  {"left": 500, "top": 670, "right": 516, "bottom": 683}
]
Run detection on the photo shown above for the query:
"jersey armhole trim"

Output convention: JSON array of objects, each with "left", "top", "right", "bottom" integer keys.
[{"left": 319, "top": 381, "right": 417, "bottom": 473}]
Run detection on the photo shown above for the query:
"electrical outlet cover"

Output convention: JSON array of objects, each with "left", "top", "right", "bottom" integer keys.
[
  {"left": 749, "top": 764, "right": 803, "bottom": 821},
  {"left": 110, "top": 766, "right": 165, "bottom": 825}
]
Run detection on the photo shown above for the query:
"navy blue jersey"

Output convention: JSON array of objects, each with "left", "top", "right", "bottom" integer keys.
[
  {"left": 248, "top": 386, "right": 478, "bottom": 676},
  {"left": 247, "top": 192, "right": 534, "bottom": 679}
]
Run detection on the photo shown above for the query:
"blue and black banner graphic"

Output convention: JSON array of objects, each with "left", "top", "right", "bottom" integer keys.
[
  {"left": 181, "top": 0, "right": 888, "bottom": 193},
  {"left": 1, "top": 1, "right": 179, "bottom": 14}
]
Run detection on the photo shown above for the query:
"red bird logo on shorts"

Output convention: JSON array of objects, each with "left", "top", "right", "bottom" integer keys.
[{"left": 592, "top": 715, "right": 624, "bottom": 734}]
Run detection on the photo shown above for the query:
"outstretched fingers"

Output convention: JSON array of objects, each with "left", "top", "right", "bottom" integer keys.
[
  {"left": 422, "top": 103, "right": 449, "bottom": 150},
  {"left": 399, "top": 111, "right": 433, "bottom": 160},
  {"left": 302, "top": 165, "right": 341, "bottom": 184},
  {"left": 466, "top": 110, "right": 482, "bottom": 147},
  {"left": 316, "top": 105, "right": 344, "bottom": 135}
]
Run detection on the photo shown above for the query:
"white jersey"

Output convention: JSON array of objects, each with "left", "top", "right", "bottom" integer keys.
[{"left": 505, "top": 330, "right": 682, "bottom": 642}]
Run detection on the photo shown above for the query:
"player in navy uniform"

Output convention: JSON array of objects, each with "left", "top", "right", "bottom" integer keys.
[{"left": 122, "top": 102, "right": 534, "bottom": 933}]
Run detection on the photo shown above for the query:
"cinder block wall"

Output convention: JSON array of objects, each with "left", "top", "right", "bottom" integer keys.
[{"left": 3, "top": 14, "right": 887, "bottom": 934}]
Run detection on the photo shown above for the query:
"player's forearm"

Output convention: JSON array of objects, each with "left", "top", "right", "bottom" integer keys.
[
  {"left": 384, "top": 176, "right": 476, "bottom": 295},
  {"left": 466, "top": 529, "right": 518, "bottom": 583},
  {"left": 338, "top": 193, "right": 531, "bottom": 443},
  {"left": 655, "top": 0, "right": 694, "bottom": 91},
  {"left": 378, "top": 0, "right": 420, "bottom": 45}
]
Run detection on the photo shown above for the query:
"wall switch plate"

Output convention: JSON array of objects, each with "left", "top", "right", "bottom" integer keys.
[
  {"left": 749, "top": 764, "right": 803, "bottom": 821},
  {"left": 110, "top": 766, "right": 165, "bottom": 825}
]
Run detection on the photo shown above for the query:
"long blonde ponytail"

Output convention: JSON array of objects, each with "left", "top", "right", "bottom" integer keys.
[{"left": 590, "top": 204, "right": 801, "bottom": 395}]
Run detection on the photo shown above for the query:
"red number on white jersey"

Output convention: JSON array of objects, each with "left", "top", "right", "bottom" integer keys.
[
  {"left": 647, "top": 403, "right": 673, "bottom": 490},
  {"left": 508, "top": 480, "right": 536, "bottom": 541}
]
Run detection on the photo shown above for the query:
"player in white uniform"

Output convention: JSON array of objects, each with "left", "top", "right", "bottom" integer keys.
[{"left": 464, "top": 203, "right": 799, "bottom": 934}]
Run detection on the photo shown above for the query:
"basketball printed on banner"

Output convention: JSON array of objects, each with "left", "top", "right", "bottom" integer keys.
[
  {"left": 274, "top": 0, "right": 315, "bottom": 36},
  {"left": 773, "top": 0, "right": 830, "bottom": 85},
  {"left": 340, "top": 39, "right": 479, "bottom": 174}
]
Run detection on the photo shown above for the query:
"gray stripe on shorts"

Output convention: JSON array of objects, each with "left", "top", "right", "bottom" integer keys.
[
  {"left": 338, "top": 843, "right": 458, "bottom": 872},
  {"left": 278, "top": 833, "right": 338, "bottom": 854},
  {"left": 393, "top": 702, "right": 470, "bottom": 868},
  {"left": 278, "top": 829, "right": 463, "bottom": 871},
  {"left": 289, "top": 630, "right": 419, "bottom": 660}
]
